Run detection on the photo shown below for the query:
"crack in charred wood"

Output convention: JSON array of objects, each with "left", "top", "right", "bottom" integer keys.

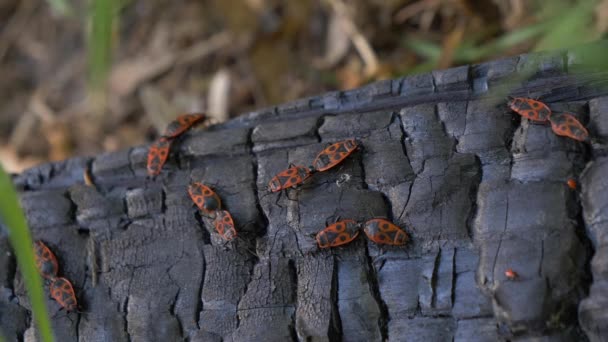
[
  {"left": 123, "top": 275, "right": 133, "bottom": 342},
  {"left": 194, "top": 243, "right": 206, "bottom": 332},
  {"left": 313, "top": 115, "right": 325, "bottom": 143},
  {"left": 329, "top": 255, "right": 343, "bottom": 341},
  {"left": 490, "top": 189, "right": 509, "bottom": 289},
  {"left": 165, "top": 260, "right": 185, "bottom": 339},
  {"left": 363, "top": 239, "right": 389, "bottom": 341},
  {"left": 430, "top": 249, "right": 441, "bottom": 310},
  {"left": 394, "top": 113, "right": 415, "bottom": 182},
  {"left": 169, "top": 288, "right": 183, "bottom": 338},
  {"left": 287, "top": 259, "right": 298, "bottom": 342},
  {"left": 356, "top": 150, "right": 368, "bottom": 191},
  {"left": 230, "top": 130, "right": 266, "bottom": 333},
  {"left": 286, "top": 192, "right": 305, "bottom": 258},
  {"left": 464, "top": 156, "right": 482, "bottom": 241}
]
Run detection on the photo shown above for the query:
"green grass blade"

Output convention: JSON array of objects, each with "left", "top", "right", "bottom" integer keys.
[
  {"left": 402, "top": 38, "right": 442, "bottom": 60},
  {"left": 535, "top": 0, "right": 598, "bottom": 51},
  {"left": 454, "top": 21, "right": 552, "bottom": 62},
  {"left": 0, "top": 165, "right": 54, "bottom": 342},
  {"left": 405, "top": 59, "right": 438, "bottom": 75},
  {"left": 88, "top": 0, "right": 117, "bottom": 89},
  {"left": 404, "top": 21, "right": 551, "bottom": 66}
]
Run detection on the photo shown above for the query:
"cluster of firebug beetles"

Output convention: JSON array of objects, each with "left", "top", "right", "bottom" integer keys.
[
  {"left": 144, "top": 114, "right": 241, "bottom": 242},
  {"left": 188, "top": 182, "right": 238, "bottom": 241},
  {"left": 508, "top": 99, "right": 585, "bottom": 193},
  {"left": 267, "top": 138, "right": 359, "bottom": 192},
  {"left": 138, "top": 97, "right": 591, "bottom": 285},
  {"left": 34, "top": 241, "right": 79, "bottom": 313},
  {"left": 147, "top": 114, "right": 206, "bottom": 176},
  {"left": 505, "top": 97, "right": 590, "bottom": 280},
  {"left": 27, "top": 114, "right": 207, "bottom": 317},
  {"left": 267, "top": 138, "right": 410, "bottom": 248},
  {"left": 20, "top": 95, "right": 597, "bottom": 318},
  {"left": 507, "top": 97, "right": 589, "bottom": 142},
  {"left": 316, "top": 218, "right": 409, "bottom": 248},
  {"left": 145, "top": 117, "right": 413, "bottom": 250}
]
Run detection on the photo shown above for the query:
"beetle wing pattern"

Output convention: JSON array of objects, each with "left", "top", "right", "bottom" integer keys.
[
  {"left": 214, "top": 210, "right": 237, "bottom": 241},
  {"left": 50, "top": 277, "right": 78, "bottom": 311},
  {"left": 162, "top": 114, "right": 206, "bottom": 138},
  {"left": 315, "top": 219, "right": 360, "bottom": 248},
  {"left": 363, "top": 219, "right": 409, "bottom": 245},
  {"left": 312, "top": 139, "right": 358, "bottom": 172},
  {"left": 508, "top": 97, "right": 552, "bottom": 122},
  {"left": 268, "top": 165, "right": 312, "bottom": 192},
  {"left": 147, "top": 137, "right": 172, "bottom": 176},
  {"left": 548, "top": 112, "right": 589, "bottom": 142},
  {"left": 34, "top": 241, "right": 59, "bottom": 280},
  {"left": 188, "top": 182, "right": 222, "bottom": 214}
]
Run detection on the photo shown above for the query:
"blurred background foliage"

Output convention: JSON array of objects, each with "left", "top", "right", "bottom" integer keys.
[{"left": 0, "top": 0, "right": 605, "bottom": 173}]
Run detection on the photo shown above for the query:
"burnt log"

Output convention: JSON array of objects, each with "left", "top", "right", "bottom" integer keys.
[{"left": 2, "top": 43, "right": 608, "bottom": 341}]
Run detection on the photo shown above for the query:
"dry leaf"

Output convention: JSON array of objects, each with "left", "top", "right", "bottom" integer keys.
[
  {"left": 109, "top": 53, "right": 176, "bottom": 97},
  {"left": 596, "top": 0, "right": 608, "bottom": 33},
  {"left": 438, "top": 22, "right": 465, "bottom": 69},
  {"left": 336, "top": 57, "right": 364, "bottom": 89},
  {"left": 0, "top": 144, "right": 43, "bottom": 173},
  {"left": 325, "top": 0, "right": 379, "bottom": 77},
  {"left": 138, "top": 85, "right": 177, "bottom": 134},
  {"left": 314, "top": 12, "right": 351, "bottom": 69},
  {"left": 207, "top": 68, "right": 231, "bottom": 123},
  {"left": 41, "top": 120, "right": 72, "bottom": 161}
]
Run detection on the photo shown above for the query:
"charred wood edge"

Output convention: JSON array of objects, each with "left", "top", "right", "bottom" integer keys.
[
  {"left": 2, "top": 41, "right": 608, "bottom": 341},
  {"left": 224, "top": 43, "right": 608, "bottom": 131}
]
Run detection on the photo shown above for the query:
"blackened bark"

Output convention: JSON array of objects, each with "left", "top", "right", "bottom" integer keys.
[{"left": 2, "top": 43, "right": 608, "bottom": 341}]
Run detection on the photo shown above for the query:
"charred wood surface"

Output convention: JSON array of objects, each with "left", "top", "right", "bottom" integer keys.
[{"left": 2, "top": 44, "right": 608, "bottom": 341}]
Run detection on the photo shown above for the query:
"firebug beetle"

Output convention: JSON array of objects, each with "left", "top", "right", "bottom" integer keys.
[
  {"left": 162, "top": 114, "right": 206, "bottom": 138},
  {"left": 548, "top": 112, "right": 589, "bottom": 142},
  {"left": 312, "top": 139, "right": 358, "bottom": 172},
  {"left": 507, "top": 97, "right": 551, "bottom": 122},
  {"left": 146, "top": 137, "right": 172, "bottom": 176},
  {"left": 315, "top": 219, "right": 360, "bottom": 248},
  {"left": 214, "top": 210, "right": 237, "bottom": 241},
  {"left": 188, "top": 182, "right": 222, "bottom": 215},
  {"left": 34, "top": 241, "right": 59, "bottom": 280},
  {"left": 49, "top": 277, "right": 78, "bottom": 312},
  {"left": 268, "top": 164, "right": 315, "bottom": 192},
  {"left": 363, "top": 219, "right": 409, "bottom": 246}
]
